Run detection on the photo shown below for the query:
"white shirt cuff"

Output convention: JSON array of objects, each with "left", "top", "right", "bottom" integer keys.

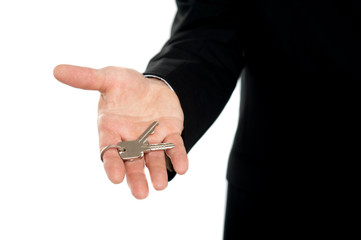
[{"left": 144, "top": 74, "right": 175, "bottom": 92}]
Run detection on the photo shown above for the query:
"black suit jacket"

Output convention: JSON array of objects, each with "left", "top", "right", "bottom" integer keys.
[{"left": 144, "top": 0, "right": 360, "bottom": 192}]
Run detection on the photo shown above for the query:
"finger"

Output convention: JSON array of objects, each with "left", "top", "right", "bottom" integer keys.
[
  {"left": 100, "top": 130, "right": 125, "bottom": 184},
  {"left": 125, "top": 159, "right": 149, "bottom": 199},
  {"left": 144, "top": 151, "right": 168, "bottom": 191},
  {"left": 164, "top": 134, "right": 188, "bottom": 175},
  {"left": 53, "top": 64, "right": 105, "bottom": 91}
]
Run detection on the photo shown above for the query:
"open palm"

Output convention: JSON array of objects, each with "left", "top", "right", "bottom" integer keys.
[{"left": 53, "top": 65, "right": 188, "bottom": 199}]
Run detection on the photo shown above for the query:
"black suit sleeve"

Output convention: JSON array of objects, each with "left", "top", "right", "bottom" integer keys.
[{"left": 144, "top": 0, "right": 244, "bottom": 153}]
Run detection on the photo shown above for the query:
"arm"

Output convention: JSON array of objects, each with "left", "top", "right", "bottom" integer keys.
[
  {"left": 53, "top": 0, "right": 243, "bottom": 199},
  {"left": 144, "top": 0, "right": 245, "bottom": 152}
]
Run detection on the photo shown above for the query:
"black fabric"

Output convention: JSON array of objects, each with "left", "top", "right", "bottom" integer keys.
[
  {"left": 223, "top": 183, "right": 294, "bottom": 238},
  {"left": 223, "top": 183, "right": 345, "bottom": 238},
  {"left": 145, "top": 0, "right": 360, "bottom": 192},
  {"left": 167, "top": 169, "right": 177, "bottom": 181}
]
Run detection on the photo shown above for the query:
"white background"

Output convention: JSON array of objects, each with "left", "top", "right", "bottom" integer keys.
[{"left": 0, "top": 1, "right": 240, "bottom": 239}]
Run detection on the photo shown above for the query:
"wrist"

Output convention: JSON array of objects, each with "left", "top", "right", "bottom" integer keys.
[
  {"left": 144, "top": 74, "right": 174, "bottom": 92},
  {"left": 144, "top": 76, "right": 184, "bottom": 119}
]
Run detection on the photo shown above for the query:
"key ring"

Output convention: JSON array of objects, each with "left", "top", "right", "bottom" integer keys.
[{"left": 100, "top": 144, "right": 124, "bottom": 162}]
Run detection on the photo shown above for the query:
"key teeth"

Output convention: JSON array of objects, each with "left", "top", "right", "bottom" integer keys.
[
  {"left": 145, "top": 143, "right": 175, "bottom": 151},
  {"left": 137, "top": 121, "right": 159, "bottom": 143},
  {"left": 150, "top": 121, "right": 158, "bottom": 134}
]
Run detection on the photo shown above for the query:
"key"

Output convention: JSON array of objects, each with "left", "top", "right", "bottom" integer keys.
[{"left": 116, "top": 121, "right": 175, "bottom": 160}]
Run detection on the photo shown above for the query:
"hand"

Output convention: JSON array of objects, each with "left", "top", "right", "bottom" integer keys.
[{"left": 53, "top": 65, "right": 188, "bottom": 199}]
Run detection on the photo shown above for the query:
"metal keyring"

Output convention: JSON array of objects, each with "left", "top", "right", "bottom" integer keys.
[{"left": 100, "top": 145, "right": 123, "bottom": 162}]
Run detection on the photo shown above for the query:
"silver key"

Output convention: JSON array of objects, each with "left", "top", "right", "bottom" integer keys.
[{"left": 117, "top": 121, "right": 175, "bottom": 160}]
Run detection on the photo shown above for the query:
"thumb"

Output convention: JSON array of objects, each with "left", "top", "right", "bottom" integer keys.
[{"left": 53, "top": 64, "right": 105, "bottom": 91}]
